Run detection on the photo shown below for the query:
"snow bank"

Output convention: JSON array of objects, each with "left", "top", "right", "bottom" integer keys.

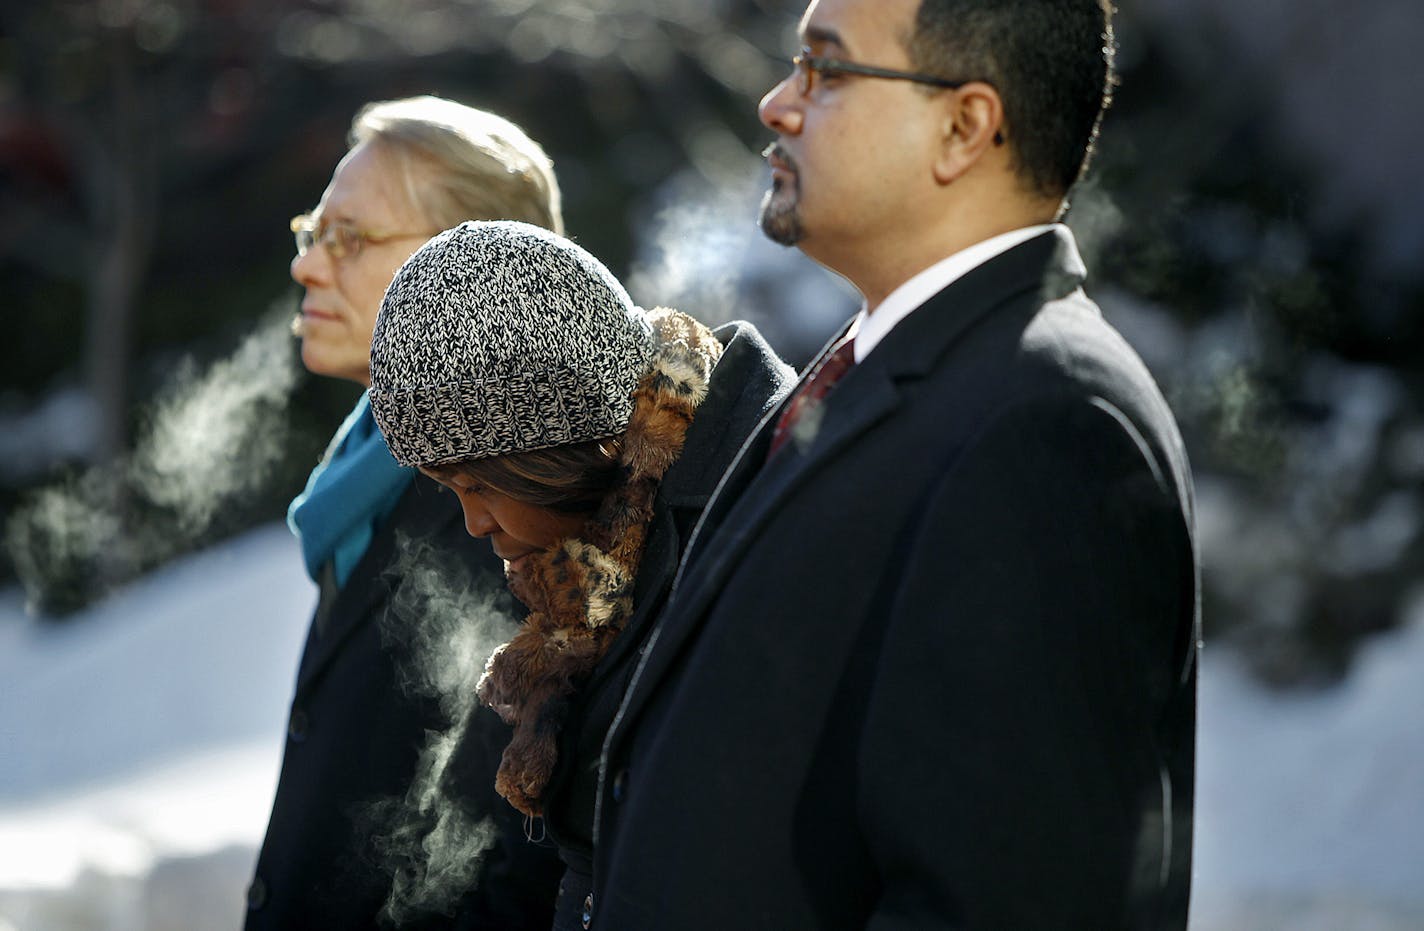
[
  {"left": 1192, "top": 609, "right": 1424, "bottom": 929},
  {"left": 0, "top": 524, "right": 312, "bottom": 930}
]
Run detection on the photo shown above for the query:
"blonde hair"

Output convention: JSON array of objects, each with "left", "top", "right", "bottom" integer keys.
[{"left": 350, "top": 95, "right": 563, "bottom": 235}]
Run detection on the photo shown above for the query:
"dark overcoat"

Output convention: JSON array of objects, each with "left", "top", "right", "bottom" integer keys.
[
  {"left": 591, "top": 229, "right": 1200, "bottom": 930},
  {"left": 510, "top": 320, "right": 795, "bottom": 930},
  {"left": 245, "top": 474, "right": 563, "bottom": 930}
]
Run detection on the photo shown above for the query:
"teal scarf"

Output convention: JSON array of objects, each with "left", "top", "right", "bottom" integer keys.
[{"left": 288, "top": 392, "right": 412, "bottom": 588}]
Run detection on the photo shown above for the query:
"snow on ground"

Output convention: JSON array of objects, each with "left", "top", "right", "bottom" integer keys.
[
  {"left": 1194, "top": 610, "right": 1424, "bottom": 930},
  {"left": 0, "top": 524, "right": 312, "bottom": 931},
  {"left": 1, "top": 523, "right": 1422, "bottom": 929}
]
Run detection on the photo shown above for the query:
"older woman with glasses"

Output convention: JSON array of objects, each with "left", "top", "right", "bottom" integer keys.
[
  {"left": 368, "top": 220, "right": 795, "bottom": 931},
  {"left": 247, "top": 96, "right": 564, "bottom": 930}
]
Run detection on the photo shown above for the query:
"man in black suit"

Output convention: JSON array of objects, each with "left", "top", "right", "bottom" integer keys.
[
  {"left": 246, "top": 96, "right": 564, "bottom": 929},
  {"left": 590, "top": 0, "right": 1199, "bottom": 928}
]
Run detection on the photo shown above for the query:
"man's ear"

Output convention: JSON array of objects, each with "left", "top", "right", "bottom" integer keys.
[{"left": 932, "top": 82, "right": 1005, "bottom": 185}]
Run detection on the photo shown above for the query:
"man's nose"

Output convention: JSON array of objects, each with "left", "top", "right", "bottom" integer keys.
[
  {"left": 290, "top": 243, "right": 331, "bottom": 288},
  {"left": 758, "top": 76, "right": 804, "bottom": 135}
]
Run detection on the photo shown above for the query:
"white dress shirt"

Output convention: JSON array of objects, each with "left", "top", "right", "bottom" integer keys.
[{"left": 851, "top": 224, "right": 1062, "bottom": 363}]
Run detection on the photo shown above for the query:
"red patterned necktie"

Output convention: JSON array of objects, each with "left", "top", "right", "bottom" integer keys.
[{"left": 767, "top": 335, "right": 856, "bottom": 459}]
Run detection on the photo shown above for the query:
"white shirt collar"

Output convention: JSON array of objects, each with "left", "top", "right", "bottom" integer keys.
[{"left": 852, "top": 223, "right": 1061, "bottom": 363}]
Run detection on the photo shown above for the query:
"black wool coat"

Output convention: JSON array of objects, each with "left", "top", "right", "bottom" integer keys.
[
  {"left": 245, "top": 474, "right": 564, "bottom": 930},
  {"left": 591, "top": 229, "right": 1200, "bottom": 930}
]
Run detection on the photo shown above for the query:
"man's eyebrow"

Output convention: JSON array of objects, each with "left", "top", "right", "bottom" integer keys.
[{"left": 801, "top": 24, "right": 846, "bottom": 52}]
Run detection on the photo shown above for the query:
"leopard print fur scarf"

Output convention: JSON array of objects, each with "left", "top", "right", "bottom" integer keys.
[{"left": 475, "top": 307, "right": 724, "bottom": 817}]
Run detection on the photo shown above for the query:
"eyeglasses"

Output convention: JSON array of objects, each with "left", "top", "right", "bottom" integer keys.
[
  {"left": 290, "top": 213, "right": 431, "bottom": 261},
  {"left": 789, "top": 46, "right": 970, "bottom": 97}
]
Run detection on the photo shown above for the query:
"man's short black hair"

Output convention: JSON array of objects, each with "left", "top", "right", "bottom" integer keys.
[{"left": 907, "top": 0, "right": 1115, "bottom": 200}]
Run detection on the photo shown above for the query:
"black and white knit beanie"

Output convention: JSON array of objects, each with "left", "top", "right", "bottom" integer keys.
[{"left": 369, "top": 220, "right": 655, "bottom": 466}]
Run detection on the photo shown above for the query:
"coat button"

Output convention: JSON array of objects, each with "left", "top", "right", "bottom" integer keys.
[
  {"left": 581, "top": 892, "right": 594, "bottom": 928},
  {"left": 246, "top": 876, "right": 268, "bottom": 910},
  {"left": 288, "top": 709, "right": 309, "bottom": 743},
  {"left": 612, "top": 768, "right": 627, "bottom": 803}
]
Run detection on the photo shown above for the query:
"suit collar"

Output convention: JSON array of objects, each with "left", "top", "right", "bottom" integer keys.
[
  {"left": 656, "top": 320, "right": 794, "bottom": 511},
  {"left": 854, "top": 222, "right": 1061, "bottom": 362},
  {"left": 867, "top": 225, "right": 1085, "bottom": 381}
]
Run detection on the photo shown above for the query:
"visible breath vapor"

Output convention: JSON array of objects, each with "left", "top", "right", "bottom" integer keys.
[
  {"left": 369, "top": 726, "right": 500, "bottom": 928},
  {"left": 5, "top": 304, "right": 304, "bottom": 614},
  {"left": 382, "top": 530, "right": 514, "bottom": 716},
  {"left": 625, "top": 141, "right": 767, "bottom": 325},
  {"left": 625, "top": 149, "right": 856, "bottom": 367},
  {"left": 1064, "top": 175, "right": 1125, "bottom": 273},
  {"left": 366, "top": 530, "right": 524, "bottom": 926},
  {"left": 131, "top": 307, "right": 304, "bottom": 536}
]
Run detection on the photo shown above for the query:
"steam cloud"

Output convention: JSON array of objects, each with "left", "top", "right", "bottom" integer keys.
[
  {"left": 625, "top": 138, "right": 766, "bottom": 326},
  {"left": 365, "top": 530, "right": 524, "bottom": 926},
  {"left": 130, "top": 308, "right": 303, "bottom": 535},
  {"left": 5, "top": 303, "right": 303, "bottom": 614},
  {"left": 624, "top": 140, "right": 856, "bottom": 367},
  {"left": 1064, "top": 175, "right": 1126, "bottom": 273}
]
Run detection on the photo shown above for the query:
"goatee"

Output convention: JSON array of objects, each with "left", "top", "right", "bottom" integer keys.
[
  {"left": 758, "top": 144, "right": 804, "bottom": 246},
  {"left": 758, "top": 181, "right": 804, "bottom": 246}
]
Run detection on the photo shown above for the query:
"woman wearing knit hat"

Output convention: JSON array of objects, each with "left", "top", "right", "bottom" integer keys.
[{"left": 369, "top": 219, "right": 796, "bottom": 930}]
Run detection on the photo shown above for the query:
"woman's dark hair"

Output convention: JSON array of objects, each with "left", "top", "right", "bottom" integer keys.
[
  {"left": 428, "top": 437, "right": 623, "bottom": 514},
  {"left": 907, "top": 0, "right": 1115, "bottom": 200}
]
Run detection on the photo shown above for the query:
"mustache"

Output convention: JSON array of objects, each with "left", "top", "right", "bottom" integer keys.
[{"left": 762, "top": 142, "right": 798, "bottom": 174}]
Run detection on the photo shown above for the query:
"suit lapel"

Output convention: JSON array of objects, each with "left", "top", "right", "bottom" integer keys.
[
  {"left": 607, "top": 228, "right": 1086, "bottom": 737},
  {"left": 670, "top": 321, "right": 853, "bottom": 587},
  {"left": 610, "top": 354, "right": 899, "bottom": 728}
]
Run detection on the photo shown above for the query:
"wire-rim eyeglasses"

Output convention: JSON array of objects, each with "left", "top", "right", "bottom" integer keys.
[{"left": 789, "top": 46, "right": 973, "bottom": 97}]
